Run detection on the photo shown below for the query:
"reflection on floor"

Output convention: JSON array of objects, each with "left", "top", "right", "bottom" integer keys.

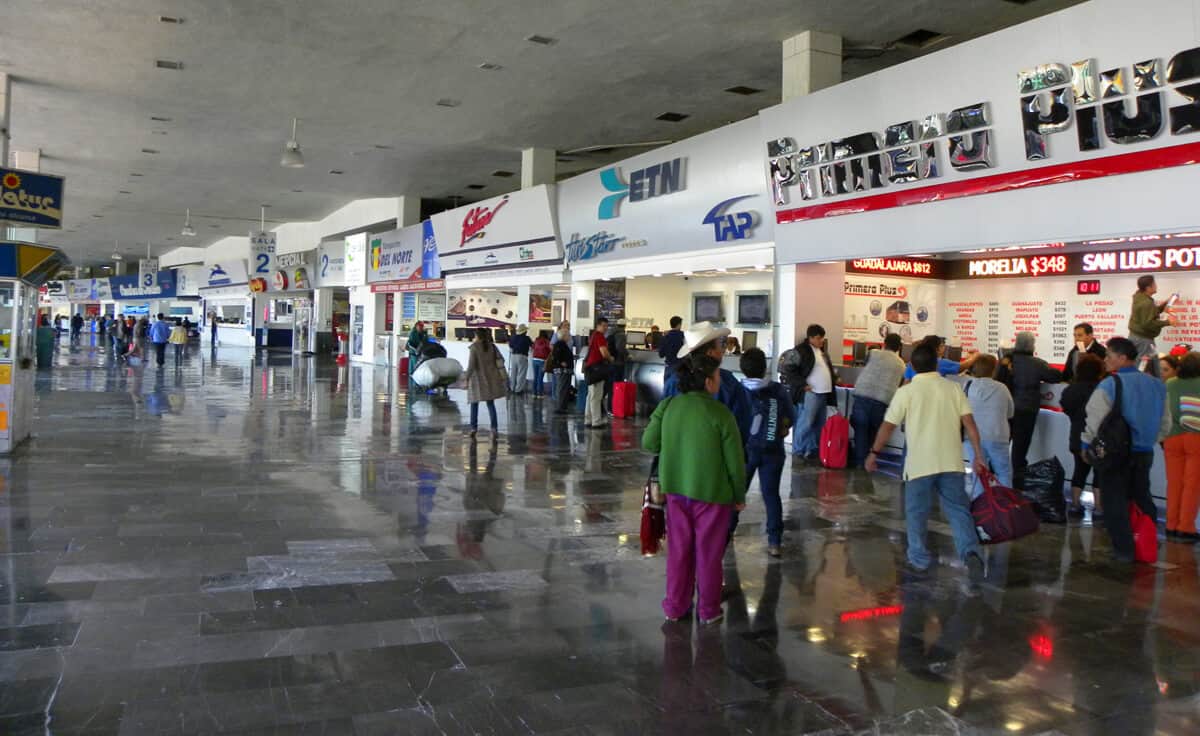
[{"left": 1, "top": 340, "right": 1199, "bottom": 734}]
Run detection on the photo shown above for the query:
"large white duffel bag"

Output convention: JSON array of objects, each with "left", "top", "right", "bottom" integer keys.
[{"left": 412, "top": 357, "right": 462, "bottom": 388}]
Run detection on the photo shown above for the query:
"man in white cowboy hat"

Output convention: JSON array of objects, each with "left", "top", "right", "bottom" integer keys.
[
  {"left": 508, "top": 324, "right": 533, "bottom": 394},
  {"left": 666, "top": 322, "right": 753, "bottom": 443}
]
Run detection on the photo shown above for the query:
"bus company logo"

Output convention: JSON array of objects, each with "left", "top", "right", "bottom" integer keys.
[
  {"left": 566, "top": 231, "right": 622, "bottom": 263},
  {"left": 208, "top": 264, "right": 231, "bottom": 286},
  {"left": 597, "top": 157, "right": 686, "bottom": 219},
  {"left": 461, "top": 195, "right": 509, "bottom": 247},
  {"left": 703, "top": 195, "right": 757, "bottom": 242},
  {"left": 767, "top": 44, "right": 1200, "bottom": 210},
  {"left": 518, "top": 247, "right": 535, "bottom": 261},
  {"left": 484, "top": 252, "right": 499, "bottom": 265},
  {"left": 370, "top": 238, "right": 383, "bottom": 271}
]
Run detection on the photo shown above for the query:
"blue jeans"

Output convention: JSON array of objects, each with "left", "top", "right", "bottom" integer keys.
[
  {"left": 730, "top": 448, "right": 786, "bottom": 545},
  {"left": 904, "top": 471, "right": 981, "bottom": 570},
  {"left": 850, "top": 395, "right": 888, "bottom": 468},
  {"left": 470, "top": 400, "right": 497, "bottom": 431},
  {"left": 964, "top": 439, "right": 1013, "bottom": 500},
  {"left": 791, "top": 391, "right": 829, "bottom": 456},
  {"left": 532, "top": 359, "right": 546, "bottom": 395}
]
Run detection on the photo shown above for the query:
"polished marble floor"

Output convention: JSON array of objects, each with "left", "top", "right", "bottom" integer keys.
[{"left": 2, "top": 339, "right": 1200, "bottom": 734}]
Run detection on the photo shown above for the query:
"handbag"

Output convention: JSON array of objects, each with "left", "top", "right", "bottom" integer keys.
[
  {"left": 646, "top": 456, "right": 663, "bottom": 505},
  {"left": 971, "top": 473, "right": 1040, "bottom": 544},
  {"left": 584, "top": 361, "right": 608, "bottom": 385}
]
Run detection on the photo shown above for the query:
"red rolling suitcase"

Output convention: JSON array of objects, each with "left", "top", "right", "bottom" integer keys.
[{"left": 613, "top": 381, "right": 637, "bottom": 418}]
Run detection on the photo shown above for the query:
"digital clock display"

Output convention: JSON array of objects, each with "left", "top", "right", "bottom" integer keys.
[{"left": 1077, "top": 279, "right": 1102, "bottom": 295}]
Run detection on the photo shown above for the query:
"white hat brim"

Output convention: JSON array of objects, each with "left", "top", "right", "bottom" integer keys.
[{"left": 675, "top": 326, "right": 731, "bottom": 359}]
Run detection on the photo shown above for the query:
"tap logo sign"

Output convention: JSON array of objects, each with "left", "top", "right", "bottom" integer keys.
[{"left": 460, "top": 195, "right": 509, "bottom": 247}]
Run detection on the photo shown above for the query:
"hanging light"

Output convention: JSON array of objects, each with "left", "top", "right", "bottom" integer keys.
[
  {"left": 280, "top": 117, "right": 304, "bottom": 168},
  {"left": 181, "top": 208, "right": 197, "bottom": 237}
]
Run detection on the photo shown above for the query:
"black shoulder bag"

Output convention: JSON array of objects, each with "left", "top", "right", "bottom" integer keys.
[{"left": 1086, "top": 374, "right": 1132, "bottom": 470}]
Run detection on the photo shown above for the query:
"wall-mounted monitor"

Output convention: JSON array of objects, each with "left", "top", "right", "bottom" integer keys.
[
  {"left": 736, "top": 291, "right": 771, "bottom": 326},
  {"left": 693, "top": 293, "right": 725, "bottom": 324}
]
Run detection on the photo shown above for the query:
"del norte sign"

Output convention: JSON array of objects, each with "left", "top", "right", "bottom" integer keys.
[{"left": 0, "top": 168, "right": 64, "bottom": 229}]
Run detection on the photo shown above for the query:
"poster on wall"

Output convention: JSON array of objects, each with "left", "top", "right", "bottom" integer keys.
[
  {"left": 367, "top": 226, "right": 422, "bottom": 283},
  {"left": 447, "top": 290, "right": 518, "bottom": 328},
  {"left": 594, "top": 280, "right": 626, "bottom": 323},
  {"left": 417, "top": 294, "right": 444, "bottom": 323},
  {"left": 433, "top": 186, "right": 561, "bottom": 275},
  {"left": 843, "top": 274, "right": 941, "bottom": 350},
  {"left": 529, "top": 289, "right": 552, "bottom": 324}
]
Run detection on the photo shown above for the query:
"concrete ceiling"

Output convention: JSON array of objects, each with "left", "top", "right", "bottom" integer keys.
[{"left": 0, "top": 0, "right": 1082, "bottom": 266}]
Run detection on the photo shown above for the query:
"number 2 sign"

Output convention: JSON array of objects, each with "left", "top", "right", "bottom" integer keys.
[{"left": 249, "top": 231, "right": 277, "bottom": 280}]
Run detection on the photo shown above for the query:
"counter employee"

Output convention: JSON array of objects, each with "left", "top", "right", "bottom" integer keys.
[{"left": 1129, "top": 274, "right": 1176, "bottom": 378}]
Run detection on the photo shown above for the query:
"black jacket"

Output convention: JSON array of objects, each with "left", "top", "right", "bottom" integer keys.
[
  {"left": 1060, "top": 380, "right": 1099, "bottom": 452},
  {"left": 779, "top": 342, "right": 837, "bottom": 405},
  {"left": 1061, "top": 340, "right": 1107, "bottom": 383},
  {"left": 997, "top": 351, "right": 1063, "bottom": 413},
  {"left": 550, "top": 339, "right": 574, "bottom": 372}
]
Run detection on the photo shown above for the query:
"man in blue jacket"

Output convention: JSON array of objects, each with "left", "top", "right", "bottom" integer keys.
[
  {"left": 1082, "top": 336, "right": 1172, "bottom": 563},
  {"left": 148, "top": 313, "right": 172, "bottom": 367}
]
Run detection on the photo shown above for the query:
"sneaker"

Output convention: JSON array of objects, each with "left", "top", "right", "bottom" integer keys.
[
  {"left": 903, "top": 560, "right": 932, "bottom": 576},
  {"left": 1067, "top": 504, "right": 1085, "bottom": 519},
  {"left": 700, "top": 614, "right": 724, "bottom": 626},
  {"left": 966, "top": 554, "right": 985, "bottom": 586},
  {"left": 664, "top": 608, "right": 692, "bottom": 623},
  {"left": 767, "top": 545, "right": 782, "bottom": 558}
]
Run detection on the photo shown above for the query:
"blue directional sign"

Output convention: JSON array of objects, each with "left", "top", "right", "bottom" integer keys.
[{"left": 0, "top": 168, "right": 65, "bottom": 229}]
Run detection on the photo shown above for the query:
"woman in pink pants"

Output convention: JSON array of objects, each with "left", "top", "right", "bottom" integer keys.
[{"left": 643, "top": 354, "right": 746, "bottom": 625}]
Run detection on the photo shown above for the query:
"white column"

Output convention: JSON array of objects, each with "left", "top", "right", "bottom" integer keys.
[
  {"left": 521, "top": 147, "right": 555, "bottom": 189},
  {"left": 516, "top": 285, "right": 531, "bottom": 325},
  {"left": 782, "top": 31, "right": 842, "bottom": 101},
  {"left": 396, "top": 195, "right": 419, "bottom": 228},
  {"left": 0, "top": 73, "right": 10, "bottom": 169}
]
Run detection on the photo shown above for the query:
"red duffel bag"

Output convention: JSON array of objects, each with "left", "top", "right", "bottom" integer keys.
[
  {"left": 1129, "top": 502, "right": 1158, "bottom": 563},
  {"left": 971, "top": 473, "right": 1040, "bottom": 544}
]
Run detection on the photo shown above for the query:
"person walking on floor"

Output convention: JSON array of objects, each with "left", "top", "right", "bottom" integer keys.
[
  {"left": 779, "top": 324, "right": 836, "bottom": 459},
  {"left": 70, "top": 313, "right": 84, "bottom": 343},
  {"left": 1082, "top": 337, "right": 1171, "bottom": 563},
  {"left": 550, "top": 324, "right": 575, "bottom": 414},
  {"left": 464, "top": 327, "right": 506, "bottom": 437},
  {"left": 209, "top": 311, "right": 219, "bottom": 347},
  {"left": 1163, "top": 351, "right": 1200, "bottom": 542},
  {"left": 583, "top": 317, "right": 613, "bottom": 429},
  {"left": 507, "top": 324, "right": 532, "bottom": 395},
  {"left": 960, "top": 354, "right": 1015, "bottom": 499},
  {"left": 169, "top": 320, "right": 188, "bottom": 362},
  {"left": 850, "top": 333, "right": 906, "bottom": 468},
  {"left": 666, "top": 322, "right": 752, "bottom": 441},
  {"left": 1062, "top": 322, "right": 1107, "bottom": 383},
  {"left": 148, "top": 313, "right": 171, "bottom": 367},
  {"left": 1061, "top": 353, "right": 1106, "bottom": 519},
  {"left": 643, "top": 353, "right": 746, "bottom": 625},
  {"left": 531, "top": 330, "right": 551, "bottom": 397},
  {"left": 107, "top": 315, "right": 122, "bottom": 354},
  {"left": 996, "top": 331, "right": 1062, "bottom": 487},
  {"left": 1129, "top": 274, "right": 1175, "bottom": 378},
  {"left": 735, "top": 348, "right": 795, "bottom": 557},
  {"left": 865, "top": 342, "right": 988, "bottom": 583}
]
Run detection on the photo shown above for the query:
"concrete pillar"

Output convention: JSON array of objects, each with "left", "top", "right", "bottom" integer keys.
[
  {"left": 521, "top": 147, "right": 555, "bottom": 189},
  {"left": 396, "top": 195, "right": 419, "bottom": 228},
  {"left": 782, "top": 31, "right": 842, "bottom": 101},
  {"left": 0, "top": 73, "right": 10, "bottom": 169}
]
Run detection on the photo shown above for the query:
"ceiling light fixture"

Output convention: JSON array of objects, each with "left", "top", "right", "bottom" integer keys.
[
  {"left": 280, "top": 118, "right": 305, "bottom": 168},
  {"left": 181, "top": 208, "right": 196, "bottom": 237}
]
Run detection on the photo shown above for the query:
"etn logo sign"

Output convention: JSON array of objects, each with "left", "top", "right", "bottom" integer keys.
[{"left": 703, "top": 195, "right": 758, "bottom": 242}]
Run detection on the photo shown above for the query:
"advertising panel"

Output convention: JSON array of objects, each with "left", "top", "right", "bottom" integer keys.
[
  {"left": 109, "top": 271, "right": 177, "bottom": 300},
  {"left": 0, "top": 168, "right": 64, "bottom": 229},
  {"left": 344, "top": 233, "right": 367, "bottom": 286},
  {"left": 367, "top": 225, "right": 422, "bottom": 283},
  {"left": 433, "top": 185, "right": 560, "bottom": 275},
  {"left": 314, "top": 240, "right": 347, "bottom": 287}
]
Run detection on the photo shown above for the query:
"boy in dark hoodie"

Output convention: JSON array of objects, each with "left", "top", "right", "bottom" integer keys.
[{"left": 731, "top": 348, "right": 796, "bottom": 557}]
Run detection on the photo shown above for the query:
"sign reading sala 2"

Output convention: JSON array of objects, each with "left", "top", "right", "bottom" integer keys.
[{"left": 767, "top": 45, "right": 1200, "bottom": 212}]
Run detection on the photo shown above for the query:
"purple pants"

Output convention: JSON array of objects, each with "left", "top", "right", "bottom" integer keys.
[{"left": 664, "top": 494, "right": 732, "bottom": 621}]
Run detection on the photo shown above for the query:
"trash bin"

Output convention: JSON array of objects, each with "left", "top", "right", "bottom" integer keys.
[{"left": 35, "top": 326, "right": 55, "bottom": 369}]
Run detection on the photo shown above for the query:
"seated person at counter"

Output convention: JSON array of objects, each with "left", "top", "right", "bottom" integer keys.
[
  {"left": 1062, "top": 322, "right": 1106, "bottom": 383},
  {"left": 997, "top": 331, "right": 1063, "bottom": 486},
  {"left": 645, "top": 325, "right": 662, "bottom": 350},
  {"left": 725, "top": 336, "right": 741, "bottom": 355},
  {"left": 658, "top": 316, "right": 686, "bottom": 368},
  {"left": 902, "top": 335, "right": 977, "bottom": 381}
]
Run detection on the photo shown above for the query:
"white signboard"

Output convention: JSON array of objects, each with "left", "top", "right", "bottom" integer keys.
[
  {"left": 344, "top": 232, "right": 367, "bottom": 286},
  {"left": 367, "top": 225, "right": 422, "bottom": 283},
  {"left": 556, "top": 118, "right": 772, "bottom": 264},
  {"left": 204, "top": 260, "right": 249, "bottom": 289},
  {"left": 138, "top": 258, "right": 159, "bottom": 289},
  {"left": 314, "top": 240, "right": 347, "bottom": 287},
  {"left": 249, "top": 231, "right": 277, "bottom": 283},
  {"left": 433, "top": 185, "right": 560, "bottom": 275}
]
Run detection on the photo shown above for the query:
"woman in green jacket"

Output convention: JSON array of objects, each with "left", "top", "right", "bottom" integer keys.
[{"left": 643, "top": 354, "right": 746, "bottom": 625}]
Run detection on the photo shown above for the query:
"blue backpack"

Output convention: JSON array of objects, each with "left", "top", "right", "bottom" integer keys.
[{"left": 746, "top": 383, "right": 792, "bottom": 453}]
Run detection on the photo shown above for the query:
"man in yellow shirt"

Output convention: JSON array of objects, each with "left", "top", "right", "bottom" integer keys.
[{"left": 866, "top": 342, "right": 989, "bottom": 583}]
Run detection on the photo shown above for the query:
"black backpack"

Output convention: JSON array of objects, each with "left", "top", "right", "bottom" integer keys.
[
  {"left": 746, "top": 384, "right": 791, "bottom": 452},
  {"left": 1086, "top": 374, "right": 1132, "bottom": 470}
]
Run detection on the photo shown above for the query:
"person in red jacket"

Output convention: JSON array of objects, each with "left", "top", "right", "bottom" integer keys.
[{"left": 531, "top": 331, "right": 552, "bottom": 397}]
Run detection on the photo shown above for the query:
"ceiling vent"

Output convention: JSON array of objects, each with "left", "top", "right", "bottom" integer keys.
[
  {"left": 892, "top": 29, "right": 948, "bottom": 50},
  {"left": 129, "top": 172, "right": 144, "bottom": 177},
  {"left": 159, "top": 15, "right": 184, "bottom": 24},
  {"left": 329, "top": 169, "right": 344, "bottom": 175},
  {"left": 436, "top": 98, "right": 461, "bottom": 108},
  {"left": 655, "top": 112, "right": 689, "bottom": 122},
  {"left": 150, "top": 115, "right": 172, "bottom": 122},
  {"left": 118, "top": 190, "right": 131, "bottom": 195},
  {"left": 465, "top": 184, "right": 486, "bottom": 190},
  {"left": 491, "top": 170, "right": 514, "bottom": 178},
  {"left": 155, "top": 59, "right": 183, "bottom": 70},
  {"left": 724, "top": 86, "right": 762, "bottom": 95},
  {"left": 140, "top": 148, "right": 159, "bottom": 154},
  {"left": 477, "top": 62, "right": 503, "bottom": 71},
  {"left": 525, "top": 34, "right": 558, "bottom": 46},
  {"left": 1000, "top": 0, "right": 1038, "bottom": 4}
]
